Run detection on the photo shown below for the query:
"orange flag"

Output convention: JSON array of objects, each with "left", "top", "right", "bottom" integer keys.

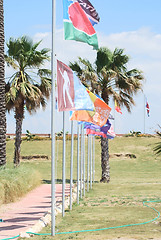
[{"left": 70, "top": 90, "right": 111, "bottom": 127}]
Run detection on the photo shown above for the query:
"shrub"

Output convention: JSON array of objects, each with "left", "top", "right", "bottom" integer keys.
[{"left": 0, "top": 166, "right": 41, "bottom": 205}]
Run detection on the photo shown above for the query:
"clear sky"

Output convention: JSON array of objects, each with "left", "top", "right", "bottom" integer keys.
[{"left": 4, "top": 0, "right": 161, "bottom": 134}]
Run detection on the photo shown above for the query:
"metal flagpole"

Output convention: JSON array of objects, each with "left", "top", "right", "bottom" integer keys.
[
  {"left": 77, "top": 123, "right": 80, "bottom": 204},
  {"left": 144, "top": 94, "right": 146, "bottom": 134},
  {"left": 51, "top": 0, "right": 56, "bottom": 236},
  {"left": 114, "top": 102, "right": 116, "bottom": 132},
  {"left": 87, "top": 135, "right": 90, "bottom": 192},
  {"left": 80, "top": 124, "right": 83, "bottom": 199},
  {"left": 62, "top": 111, "right": 66, "bottom": 217},
  {"left": 90, "top": 135, "right": 92, "bottom": 189},
  {"left": 70, "top": 120, "right": 74, "bottom": 210},
  {"left": 83, "top": 128, "right": 85, "bottom": 196},
  {"left": 93, "top": 136, "right": 95, "bottom": 183}
]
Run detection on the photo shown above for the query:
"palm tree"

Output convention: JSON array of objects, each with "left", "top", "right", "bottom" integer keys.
[
  {"left": 0, "top": 0, "right": 6, "bottom": 167},
  {"left": 70, "top": 47, "right": 144, "bottom": 182},
  {"left": 5, "top": 36, "right": 51, "bottom": 166}
]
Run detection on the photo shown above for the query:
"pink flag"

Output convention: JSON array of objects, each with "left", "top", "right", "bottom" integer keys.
[
  {"left": 57, "top": 60, "right": 94, "bottom": 112},
  {"left": 57, "top": 60, "right": 74, "bottom": 111}
]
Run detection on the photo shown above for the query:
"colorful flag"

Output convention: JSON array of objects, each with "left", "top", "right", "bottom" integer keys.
[
  {"left": 86, "top": 128, "right": 107, "bottom": 138},
  {"left": 70, "top": 89, "right": 111, "bottom": 127},
  {"left": 57, "top": 60, "right": 94, "bottom": 112},
  {"left": 106, "top": 125, "right": 116, "bottom": 139},
  {"left": 84, "top": 120, "right": 116, "bottom": 139},
  {"left": 146, "top": 100, "right": 150, "bottom": 117},
  {"left": 84, "top": 119, "right": 111, "bottom": 138},
  {"left": 77, "top": 0, "right": 100, "bottom": 26},
  {"left": 115, "top": 100, "right": 122, "bottom": 114},
  {"left": 63, "top": 0, "right": 99, "bottom": 49}
]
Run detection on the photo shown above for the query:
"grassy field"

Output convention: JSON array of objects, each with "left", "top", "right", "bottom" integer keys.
[{"left": 8, "top": 135, "right": 160, "bottom": 240}]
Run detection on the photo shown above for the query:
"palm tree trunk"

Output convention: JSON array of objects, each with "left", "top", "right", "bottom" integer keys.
[
  {"left": 100, "top": 91, "right": 110, "bottom": 183},
  {"left": 0, "top": 0, "right": 6, "bottom": 167},
  {"left": 100, "top": 137, "right": 110, "bottom": 183},
  {"left": 14, "top": 106, "right": 24, "bottom": 166}
]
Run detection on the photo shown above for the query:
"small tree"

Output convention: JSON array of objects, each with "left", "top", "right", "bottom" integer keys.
[{"left": 5, "top": 36, "right": 51, "bottom": 166}]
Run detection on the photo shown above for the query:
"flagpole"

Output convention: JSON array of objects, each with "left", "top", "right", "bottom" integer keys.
[
  {"left": 93, "top": 136, "right": 95, "bottom": 183},
  {"left": 87, "top": 135, "right": 90, "bottom": 192},
  {"left": 70, "top": 120, "right": 74, "bottom": 210},
  {"left": 80, "top": 124, "right": 83, "bottom": 199},
  {"left": 51, "top": 0, "right": 56, "bottom": 236},
  {"left": 62, "top": 111, "right": 66, "bottom": 217},
  {"left": 90, "top": 135, "right": 92, "bottom": 189},
  {"left": 114, "top": 102, "right": 116, "bottom": 132},
  {"left": 83, "top": 128, "right": 85, "bottom": 196},
  {"left": 77, "top": 123, "right": 80, "bottom": 204},
  {"left": 144, "top": 94, "right": 145, "bottom": 134}
]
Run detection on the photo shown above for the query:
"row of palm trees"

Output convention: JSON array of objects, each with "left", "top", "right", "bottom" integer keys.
[
  {"left": 2, "top": 38, "right": 145, "bottom": 183},
  {"left": 0, "top": 0, "right": 149, "bottom": 182}
]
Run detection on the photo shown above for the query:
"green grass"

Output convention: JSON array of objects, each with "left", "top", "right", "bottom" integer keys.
[{"left": 2, "top": 136, "right": 161, "bottom": 239}]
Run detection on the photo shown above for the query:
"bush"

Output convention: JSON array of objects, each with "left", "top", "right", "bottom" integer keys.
[{"left": 22, "top": 136, "right": 51, "bottom": 141}]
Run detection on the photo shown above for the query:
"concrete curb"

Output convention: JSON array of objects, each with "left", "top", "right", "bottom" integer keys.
[{"left": 19, "top": 185, "right": 77, "bottom": 238}]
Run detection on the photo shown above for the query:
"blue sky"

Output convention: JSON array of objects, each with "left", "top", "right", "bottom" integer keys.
[{"left": 4, "top": 0, "right": 161, "bottom": 134}]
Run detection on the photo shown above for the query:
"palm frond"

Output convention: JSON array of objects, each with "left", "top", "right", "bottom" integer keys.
[
  {"left": 38, "top": 68, "right": 51, "bottom": 77},
  {"left": 153, "top": 142, "right": 161, "bottom": 155},
  {"left": 32, "top": 40, "right": 42, "bottom": 50},
  {"left": 69, "top": 61, "right": 82, "bottom": 75},
  {"left": 112, "top": 48, "right": 129, "bottom": 71},
  {"left": 5, "top": 55, "right": 18, "bottom": 69},
  {"left": 96, "top": 47, "right": 112, "bottom": 73},
  {"left": 153, "top": 127, "right": 161, "bottom": 155},
  {"left": 39, "top": 77, "right": 52, "bottom": 98}
]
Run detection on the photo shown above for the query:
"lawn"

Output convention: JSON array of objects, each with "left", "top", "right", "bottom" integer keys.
[{"left": 11, "top": 135, "right": 161, "bottom": 240}]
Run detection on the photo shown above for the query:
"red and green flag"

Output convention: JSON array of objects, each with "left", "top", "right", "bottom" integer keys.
[{"left": 63, "top": 0, "right": 99, "bottom": 50}]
